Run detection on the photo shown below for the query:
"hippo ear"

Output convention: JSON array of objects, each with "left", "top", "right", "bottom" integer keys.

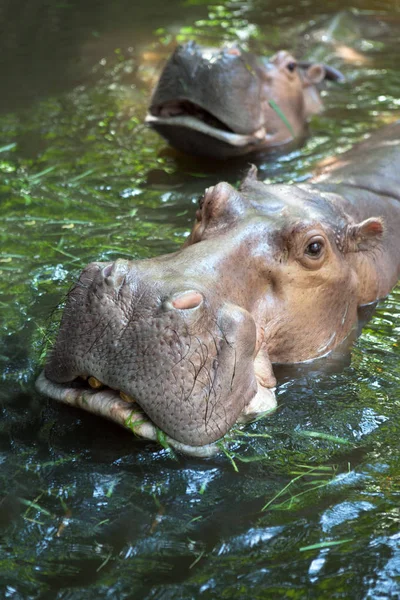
[
  {"left": 298, "top": 62, "right": 345, "bottom": 84},
  {"left": 240, "top": 164, "right": 258, "bottom": 187},
  {"left": 303, "top": 63, "right": 326, "bottom": 86},
  {"left": 346, "top": 217, "right": 385, "bottom": 252},
  {"left": 239, "top": 165, "right": 259, "bottom": 194},
  {"left": 202, "top": 182, "right": 246, "bottom": 222}
]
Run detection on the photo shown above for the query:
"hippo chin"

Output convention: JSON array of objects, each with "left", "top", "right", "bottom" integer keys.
[
  {"left": 145, "top": 41, "right": 345, "bottom": 159},
  {"left": 37, "top": 123, "right": 400, "bottom": 456}
]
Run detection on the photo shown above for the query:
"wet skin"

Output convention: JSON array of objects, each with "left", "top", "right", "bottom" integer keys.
[
  {"left": 146, "top": 41, "right": 344, "bottom": 159},
  {"left": 37, "top": 123, "right": 400, "bottom": 455}
]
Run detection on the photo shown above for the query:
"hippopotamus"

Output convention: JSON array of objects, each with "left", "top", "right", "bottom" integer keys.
[
  {"left": 145, "top": 41, "right": 344, "bottom": 159},
  {"left": 36, "top": 123, "right": 400, "bottom": 456}
]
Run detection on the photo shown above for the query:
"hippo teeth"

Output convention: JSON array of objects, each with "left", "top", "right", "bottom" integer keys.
[
  {"left": 253, "top": 126, "right": 267, "bottom": 140},
  {"left": 87, "top": 377, "right": 137, "bottom": 403},
  {"left": 120, "top": 391, "right": 137, "bottom": 403},
  {"left": 88, "top": 376, "right": 104, "bottom": 389},
  {"left": 145, "top": 113, "right": 267, "bottom": 147},
  {"left": 85, "top": 374, "right": 138, "bottom": 403}
]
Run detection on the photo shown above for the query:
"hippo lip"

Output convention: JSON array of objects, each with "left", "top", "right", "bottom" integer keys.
[
  {"left": 35, "top": 371, "right": 221, "bottom": 457},
  {"left": 146, "top": 100, "right": 267, "bottom": 148},
  {"left": 36, "top": 369, "right": 276, "bottom": 458}
]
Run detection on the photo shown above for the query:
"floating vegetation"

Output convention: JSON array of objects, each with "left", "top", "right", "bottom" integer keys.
[
  {"left": 262, "top": 463, "right": 341, "bottom": 511},
  {"left": 299, "top": 539, "right": 353, "bottom": 552}
]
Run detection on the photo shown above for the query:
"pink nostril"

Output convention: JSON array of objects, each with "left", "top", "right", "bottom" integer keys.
[{"left": 171, "top": 291, "right": 203, "bottom": 310}]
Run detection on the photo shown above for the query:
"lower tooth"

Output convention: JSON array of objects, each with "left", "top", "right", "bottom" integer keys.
[
  {"left": 88, "top": 376, "right": 103, "bottom": 389},
  {"left": 120, "top": 391, "right": 136, "bottom": 403}
]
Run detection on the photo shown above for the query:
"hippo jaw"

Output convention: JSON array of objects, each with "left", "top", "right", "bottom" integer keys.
[
  {"left": 38, "top": 260, "right": 277, "bottom": 455},
  {"left": 145, "top": 102, "right": 268, "bottom": 150},
  {"left": 35, "top": 372, "right": 276, "bottom": 457}
]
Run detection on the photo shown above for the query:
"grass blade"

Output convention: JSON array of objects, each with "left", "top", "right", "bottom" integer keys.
[
  {"left": 295, "top": 431, "right": 351, "bottom": 445},
  {"left": 18, "top": 497, "right": 52, "bottom": 517},
  {"left": 0, "top": 143, "right": 17, "bottom": 153},
  {"left": 262, "top": 468, "right": 317, "bottom": 511},
  {"left": 268, "top": 100, "right": 295, "bottom": 137},
  {"left": 69, "top": 169, "right": 96, "bottom": 183},
  {"left": 300, "top": 539, "right": 352, "bottom": 552},
  {"left": 28, "top": 166, "right": 57, "bottom": 182}
]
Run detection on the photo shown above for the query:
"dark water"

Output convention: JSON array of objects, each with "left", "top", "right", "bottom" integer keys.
[{"left": 1, "top": 0, "right": 400, "bottom": 598}]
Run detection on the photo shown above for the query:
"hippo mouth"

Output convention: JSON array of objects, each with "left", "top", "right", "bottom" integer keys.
[
  {"left": 36, "top": 261, "right": 277, "bottom": 457},
  {"left": 36, "top": 369, "right": 276, "bottom": 458},
  {"left": 36, "top": 371, "right": 225, "bottom": 457},
  {"left": 146, "top": 99, "right": 267, "bottom": 148}
]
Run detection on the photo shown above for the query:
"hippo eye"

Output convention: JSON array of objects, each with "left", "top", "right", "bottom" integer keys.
[
  {"left": 305, "top": 239, "right": 324, "bottom": 258},
  {"left": 286, "top": 61, "right": 297, "bottom": 73}
]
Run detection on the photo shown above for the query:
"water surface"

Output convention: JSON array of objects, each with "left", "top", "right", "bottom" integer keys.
[{"left": 1, "top": 0, "right": 400, "bottom": 598}]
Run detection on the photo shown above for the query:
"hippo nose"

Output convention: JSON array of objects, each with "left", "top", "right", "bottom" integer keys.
[
  {"left": 102, "top": 261, "right": 204, "bottom": 311},
  {"left": 170, "top": 290, "right": 204, "bottom": 310},
  {"left": 162, "top": 290, "right": 204, "bottom": 311}
]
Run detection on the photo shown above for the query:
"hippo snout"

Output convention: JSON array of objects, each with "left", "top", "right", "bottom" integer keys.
[
  {"left": 100, "top": 259, "right": 204, "bottom": 312},
  {"left": 43, "top": 258, "right": 265, "bottom": 446}
]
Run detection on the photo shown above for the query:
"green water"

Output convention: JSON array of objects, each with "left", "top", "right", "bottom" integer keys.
[{"left": 1, "top": 0, "right": 400, "bottom": 597}]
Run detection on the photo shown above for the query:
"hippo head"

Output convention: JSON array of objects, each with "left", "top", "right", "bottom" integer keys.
[
  {"left": 37, "top": 173, "right": 383, "bottom": 454},
  {"left": 145, "top": 42, "right": 344, "bottom": 158}
]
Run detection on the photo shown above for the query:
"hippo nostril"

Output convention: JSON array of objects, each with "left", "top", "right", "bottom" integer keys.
[{"left": 171, "top": 291, "right": 204, "bottom": 310}]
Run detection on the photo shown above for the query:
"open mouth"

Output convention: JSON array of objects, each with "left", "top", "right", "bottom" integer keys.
[
  {"left": 36, "top": 370, "right": 221, "bottom": 457},
  {"left": 36, "top": 368, "right": 277, "bottom": 458},
  {"left": 146, "top": 99, "right": 267, "bottom": 148}
]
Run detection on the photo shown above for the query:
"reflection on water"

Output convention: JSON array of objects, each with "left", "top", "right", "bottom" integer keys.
[{"left": 1, "top": 0, "right": 400, "bottom": 598}]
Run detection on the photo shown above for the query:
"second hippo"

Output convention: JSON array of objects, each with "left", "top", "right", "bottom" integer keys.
[{"left": 146, "top": 41, "right": 344, "bottom": 158}]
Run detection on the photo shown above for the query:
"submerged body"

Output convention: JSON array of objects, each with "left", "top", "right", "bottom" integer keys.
[
  {"left": 37, "top": 124, "right": 400, "bottom": 454},
  {"left": 146, "top": 42, "right": 344, "bottom": 159}
]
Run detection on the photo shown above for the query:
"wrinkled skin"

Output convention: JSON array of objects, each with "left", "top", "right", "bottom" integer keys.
[
  {"left": 145, "top": 41, "right": 344, "bottom": 158},
  {"left": 37, "top": 124, "right": 400, "bottom": 454}
]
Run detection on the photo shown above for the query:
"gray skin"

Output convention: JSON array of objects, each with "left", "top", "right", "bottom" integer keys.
[
  {"left": 37, "top": 123, "right": 400, "bottom": 454},
  {"left": 145, "top": 41, "right": 345, "bottom": 159}
]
